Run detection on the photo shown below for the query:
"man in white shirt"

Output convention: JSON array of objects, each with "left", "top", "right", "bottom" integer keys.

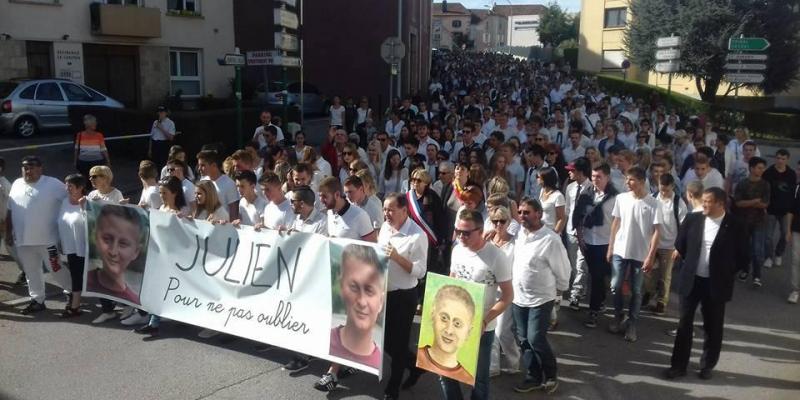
[
  {"left": 5, "top": 156, "right": 72, "bottom": 314},
  {"left": 317, "top": 176, "right": 376, "bottom": 242},
  {"left": 438, "top": 209, "right": 513, "bottom": 398},
  {"left": 450, "top": 122, "right": 480, "bottom": 163},
  {"left": 252, "top": 110, "right": 284, "bottom": 148},
  {"left": 606, "top": 167, "right": 663, "bottom": 342},
  {"left": 548, "top": 117, "right": 569, "bottom": 149},
  {"left": 562, "top": 131, "right": 586, "bottom": 163},
  {"left": 564, "top": 158, "right": 592, "bottom": 310},
  {"left": 416, "top": 122, "right": 440, "bottom": 154},
  {"left": 343, "top": 176, "right": 382, "bottom": 233},
  {"left": 511, "top": 198, "right": 570, "bottom": 394},
  {"left": 523, "top": 145, "right": 548, "bottom": 199},
  {"left": 197, "top": 150, "right": 240, "bottom": 220},
  {"left": 378, "top": 193, "right": 429, "bottom": 399},
  {"left": 681, "top": 153, "right": 724, "bottom": 192},
  {"left": 148, "top": 105, "right": 176, "bottom": 169},
  {"left": 288, "top": 186, "right": 327, "bottom": 234},
  {"left": 233, "top": 170, "right": 266, "bottom": 226},
  {"left": 385, "top": 111, "right": 405, "bottom": 141},
  {"left": 258, "top": 171, "right": 295, "bottom": 230}
]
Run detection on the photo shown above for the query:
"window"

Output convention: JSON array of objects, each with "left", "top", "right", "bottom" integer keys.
[
  {"left": 170, "top": 49, "right": 202, "bottom": 96},
  {"left": 168, "top": 0, "right": 198, "bottom": 12},
  {"left": 26, "top": 41, "right": 52, "bottom": 79},
  {"left": 35, "top": 82, "right": 64, "bottom": 101},
  {"left": 452, "top": 20, "right": 461, "bottom": 28},
  {"left": 602, "top": 50, "right": 625, "bottom": 69},
  {"left": 60, "top": 83, "right": 92, "bottom": 102},
  {"left": 483, "top": 33, "right": 490, "bottom": 44},
  {"left": 515, "top": 20, "right": 538, "bottom": 25},
  {"left": 105, "top": 0, "right": 141, "bottom": 5},
  {"left": 604, "top": 8, "right": 626, "bottom": 28},
  {"left": 19, "top": 84, "right": 38, "bottom": 100},
  {"left": 82, "top": 86, "right": 107, "bottom": 101}
]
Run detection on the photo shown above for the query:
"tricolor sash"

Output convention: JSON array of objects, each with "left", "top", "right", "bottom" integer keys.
[{"left": 407, "top": 189, "right": 438, "bottom": 246}]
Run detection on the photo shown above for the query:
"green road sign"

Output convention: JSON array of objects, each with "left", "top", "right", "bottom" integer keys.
[{"left": 728, "top": 37, "right": 770, "bottom": 51}]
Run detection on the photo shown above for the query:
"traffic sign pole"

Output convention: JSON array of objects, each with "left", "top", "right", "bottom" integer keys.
[{"left": 236, "top": 66, "right": 243, "bottom": 148}]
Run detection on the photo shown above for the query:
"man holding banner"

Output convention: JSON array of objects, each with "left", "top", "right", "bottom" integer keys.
[
  {"left": 512, "top": 198, "right": 571, "bottom": 394},
  {"left": 437, "top": 209, "right": 513, "bottom": 400},
  {"left": 379, "top": 193, "right": 428, "bottom": 400}
]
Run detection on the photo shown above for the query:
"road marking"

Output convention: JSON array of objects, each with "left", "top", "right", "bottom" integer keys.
[{"left": 0, "top": 133, "right": 150, "bottom": 153}]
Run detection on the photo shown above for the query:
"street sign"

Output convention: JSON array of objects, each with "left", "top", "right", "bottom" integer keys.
[
  {"left": 656, "top": 36, "right": 681, "bottom": 48},
  {"left": 728, "top": 37, "right": 770, "bottom": 51},
  {"left": 726, "top": 53, "right": 768, "bottom": 61},
  {"left": 222, "top": 53, "right": 246, "bottom": 66},
  {"left": 381, "top": 36, "right": 406, "bottom": 64},
  {"left": 246, "top": 50, "right": 280, "bottom": 66},
  {"left": 265, "top": 54, "right": 301, "bottom": 68},
  {"left": 724, "top": 63, "right": 767, "bottom": 71},
  {"left": 655, "top": 61, "right": 680, "bottom": 73},
  {"left": 274, "top": 32, "right": 299, "bottom": 52},
  {"left": 655, "top": 49, "right": 680, "bottom": 61},
  {"left": 725, "top": 73, "right": 765, "bottom": 83},
  {"left": 274, "top": 8, "right": 299, "bottom": 30}
]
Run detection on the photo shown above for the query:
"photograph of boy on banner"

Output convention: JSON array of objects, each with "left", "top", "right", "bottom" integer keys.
[
  {"left": 329, "top": 242, "right": 388, "bottom": 372},
  {"left": 84, "top": 201, "right": 150, "bottom": 306},
  {"left": 416, "top": 273, "right": 486, "bottom": 386}
]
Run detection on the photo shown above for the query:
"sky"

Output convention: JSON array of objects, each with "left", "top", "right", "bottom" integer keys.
[{"left": 458, "top": 0, "right": 582, "bottom": 13}]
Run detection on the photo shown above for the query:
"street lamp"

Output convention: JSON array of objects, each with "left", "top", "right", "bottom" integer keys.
[{"left": 505, "top": 0, "right": 513, "bottom": 55}]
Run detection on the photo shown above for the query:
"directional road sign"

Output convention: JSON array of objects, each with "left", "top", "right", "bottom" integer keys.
[
  {"left": 725, "top": 73, "right": 765, "bottom": 84},
  {"left": 656, "top": 49, "right": 680, "bottom": 61},
  {"left": 724, "top": 63, "right": 767, "bottom": 71},
  {"left": 265, "top": 54, "right": 301, "bottom": 68},
  {"left": 274, "top": 8, "right": 299, "bottom": 30},
  {"left": 656, "top": 36, "right": 681, "bottom": 48},
  {"left": 728, "top": 37, "right": 770, "bottom": 51},
  {"left": 655, "top": 61, "right": 680, "bottom": 73},
  {"left": 726, "top": 53, "right": 768, "bottom": 62},
  {"left": 274, "top": 32, "right": 299, "bottom": 52},
  {"left": 246, "top": 50, "right": 281, "bottom": 66},
  {"left": 222, "top": 53, "right": 246, "bottom": 66}
]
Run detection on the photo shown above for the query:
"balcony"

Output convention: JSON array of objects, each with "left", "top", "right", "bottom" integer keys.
[{"left": 90, "top": 3, "right": 161, "bottom": 38}]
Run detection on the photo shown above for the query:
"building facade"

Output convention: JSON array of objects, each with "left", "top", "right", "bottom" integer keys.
[
  {"left": 578, "top": 0, "right": 800, "bottom": 109},
  {"left": 493, "top": 4, "right": 545, "bottom": 48},
  {"left": 432, "top": 2, "right": 471, "bottom": 50},
  {"left": 469, "top": 9, "right": 508, "bottom": 53},
  {"left": 0, "top": 0, "right": 235, "bottom": 109}
]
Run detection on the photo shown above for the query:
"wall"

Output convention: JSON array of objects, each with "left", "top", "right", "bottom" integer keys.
[
  {"left": 508, "top": 14, "right": 540, "bottom": 47},
  {"left": 139, "top": 45, "right": 170, "bottom": 110},
  {"left": 0, "top": 40, "right": 28, "bottom": 79}
]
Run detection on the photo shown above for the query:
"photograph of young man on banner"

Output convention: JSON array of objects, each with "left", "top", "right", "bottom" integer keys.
[
  {"left": 417, "top": 273, "right": 485, "bottom": 386},
  {"left": 84, "top": 201, "right": 150, "bottom": 306},
  {"left": 329, "top": 241, "right": 388, "bottom": 372}
]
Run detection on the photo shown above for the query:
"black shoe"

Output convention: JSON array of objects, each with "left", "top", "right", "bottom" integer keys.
[
  {"left": 737, "top": 271, "right": 749, "bottom": 282},
  {"left": 60, "top": 307, "right": 82, "bottom": 318},
  {"left": 569, "top": 299, "right": 580, "bottom": 311},
  {"left": 337, "top": 367, "right": 358, "bottom": 379},
  {"left": 283, "top": 357, "right": 310, "bottom": 372},
  {"left": 663, "top": 367, "right": 687, "bottom": 380},
  {"left": 134, "top": 324, "right": 159, "bottom": 335},
  {"left": 20, "top": 301, "right": 45, "bottom": 315},
  {"left": 384, "top": 392, "right": 398, "bottom": 400},
  {"left": 14, "top": 272, "right": 27, "bottom": 287},
  {"left": 698, "top": 368, "right": 713, "bottom": 380},
  {"left": 401, "top": 367, "right": 426, "bottom": 389}
]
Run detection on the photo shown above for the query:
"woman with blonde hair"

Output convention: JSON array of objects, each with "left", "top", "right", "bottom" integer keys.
[
  {"left": 366, "top": 139, "right": 384, "bottom": 178},
  {"left": 193, "top": 180, "right": 229, "bottom": 222}
]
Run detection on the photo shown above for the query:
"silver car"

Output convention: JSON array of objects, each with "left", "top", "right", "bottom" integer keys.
[
  {"left": 254, "top": 81, "right": 324, "bottom": 115},
  {"left": 0, "top": 78, "right": 124, "bottom": 137}
]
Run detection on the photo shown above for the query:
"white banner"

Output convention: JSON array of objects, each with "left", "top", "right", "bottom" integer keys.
[{"left": 84, "top": 203, "right": 388, "bottom": 376}]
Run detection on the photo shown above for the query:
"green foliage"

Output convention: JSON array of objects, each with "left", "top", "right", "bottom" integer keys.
[
  {"left": 537, "top": 2, "right": 578, "bottom": 47},
  {"left": 624, "top": 0, "right": 800, "bottom": 103}
]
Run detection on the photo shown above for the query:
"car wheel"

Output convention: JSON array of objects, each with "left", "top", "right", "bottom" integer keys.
[{"left": 15, "top": 117, "right": 37, "bottom": 138}]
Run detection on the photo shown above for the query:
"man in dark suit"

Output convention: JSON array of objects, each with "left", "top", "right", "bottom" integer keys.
[{"left": 664, "top": 187, "right": 749, "bottom": 380}]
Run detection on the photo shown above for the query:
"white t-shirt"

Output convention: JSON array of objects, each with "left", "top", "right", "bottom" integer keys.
[
  {"left": 253, "top": 124, "right": 285, "bottom": 148},
  {"left": 138, "top": 185, "right": 163, "bottom": 210},
  {"left": 57, "top": 198, "right": 87, "bottom": 257},
  {"left": 291, "top": 208, "right": 328, "bottom": 234},
  {"left": 196, "top": 206, "right": 229, "bottom": 222},
  {"left": 697, "top": 214, "right": 724, "bottom": 278},
  {"left": 150, "top": 118, "right": 176, "bottom": 141},
  {"left": 327, "top": 203, "right": 373, "bottom": 239},
  {"left": 0, "top": 176, "right": 11, "bottom": 223},
  {"left": 656, "top": 193, "right": 688, "bottom": 250},
  {"left": 238, "top": 195, "right": 267, "bottom": 226},
  {"left": 263, "top": 197, "right": 295, "bottom": 229},
  {"left": 181, "top": 179, "right": 196, "bottom": 205},
  {"left": 203, "top": 175, "right": 240, "bottom": 207},
  {"left": 583, "top": 190, "right": 616, "bottom": 246},
  {"left": 315, "top": 158, "right": 333, "bottom": 178},
  {"left": 450, "top": 242, "right": 512, "bottom": 331},
  {"left": 88, "top": 188, "right": 124, "bottom": 204},
  {"left": 358, "top": 195, "right": 384, "bottom": 231},
  {"left": 611, "top": 192, "right": 663, "bottom": 261},
  {"left": 329, "top": 105, "right": 345, "bottom": 126},
  {"left": 8, "top": 176, "right": 66, "bottom": 246},
  {"left": 539, "top": 190, "right": 565, "bottom": 232}
]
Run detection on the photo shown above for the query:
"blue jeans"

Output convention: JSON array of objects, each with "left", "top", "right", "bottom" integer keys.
[
  {"left": 512, "top": 301, "right": 557, "bottom": 384},
  {"left": 748, "top": 223, "right": 766, "bottom": 279},
  {"left": 439, "top": 330, "right": 495, "bottom": 400},
  {"left": 610, "top": 255, "right": 644, "bottom": 324}
]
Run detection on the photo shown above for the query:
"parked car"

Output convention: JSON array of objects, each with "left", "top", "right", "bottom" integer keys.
[
  {"left": 254, "top": 81, "right": 324, "bottom": 115},
  {"left": 0, "top": 78, "right": 124, "bottom": 137}
]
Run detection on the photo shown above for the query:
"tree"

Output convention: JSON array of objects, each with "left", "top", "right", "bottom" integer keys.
[
  {"left": 537, "top": 2, "right": 578, "bottom": 47},
  {"left": 624, "top": 0, "right": 800, "bottom": 103}
]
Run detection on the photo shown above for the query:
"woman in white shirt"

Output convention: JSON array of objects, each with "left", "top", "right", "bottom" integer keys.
[
  {"left": 487, "top": 206, "right": 520, "bottom": 376},
  {"left": 537, "top": 167, "right": 566, "bottom": 234},
  {"left": 329, "top": 96, "right": 346, "bottom": 128},
  {"left": 378, "top": 149, "right": 408, "bottom": 198},
  {"left": 293, "top": 131, "right": 312, "bottom": 162},
  {"left": 192, "top": 180, "right": 229, "bottom": 223},
  {"left": 58, "top": 174, "right": 88, "bottom": 318},
  {"left": 87, "top": 165, "right": 124, "bottom": 204}
]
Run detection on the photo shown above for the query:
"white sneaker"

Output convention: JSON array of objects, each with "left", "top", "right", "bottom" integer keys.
[
  {"left": 788, "top": 291, "right": 799, "bottom": 304},
  {"left": 197, "top": 328, "right": 220, "bottom": 339},
  {"left": 763, "top": 258, "right": 773, "bottom": 269},
  {"left": 121, "top": 312, "right": 150, "bottom": 326},
  {"left": 119, "top": 306, "right": 135, "bottom": 320},
  {"left": 775, "top": 256, "right": 782, "bottom": 266},
  {"left": 92, "top": 312, "right": 117, "bottom": 324}
]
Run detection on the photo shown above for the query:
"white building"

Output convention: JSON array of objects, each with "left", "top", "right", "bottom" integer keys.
[
  {"left": 0, "top": 0, "right": 235, "bottom": 109},
  {"left": 493, "top": 4, "right": 545, "bottom": 48}
]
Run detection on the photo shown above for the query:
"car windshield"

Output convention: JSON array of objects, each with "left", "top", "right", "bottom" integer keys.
[{"left": 0, "top": 82, "right": 18, "bottom": 98}]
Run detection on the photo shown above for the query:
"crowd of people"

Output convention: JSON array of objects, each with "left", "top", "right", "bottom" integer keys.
[{"left": 1, "top": 49, "right": 799, "bottom": 399}]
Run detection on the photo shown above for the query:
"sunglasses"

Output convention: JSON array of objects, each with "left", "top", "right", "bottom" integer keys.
[
  {"left": 534, "top": 138, "right": 544, "bottom": 142},
  {"left": 342, "top": 151, "right": 354, "bottom": 155},
  {"left": 454, "top": 227, "right": 481, "bottom": 237},
  {"left": 491, "top": 219, "right": 507, "bottom": 225}
]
